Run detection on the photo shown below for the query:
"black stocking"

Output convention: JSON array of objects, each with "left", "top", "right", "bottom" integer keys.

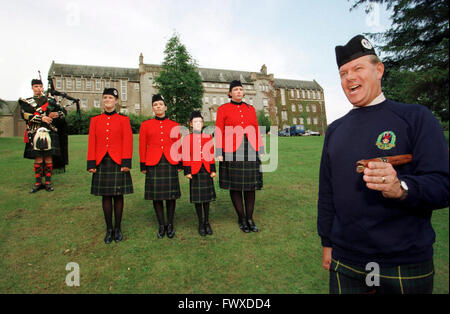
[
  {"left": 203, "top": 202, "right": 210, "bottom": 222},
  {"left": 113, "top": 195, "right": 124, "bottom": 229},
  {"left": 153, "top": 201, "right": 165, "bottom": 226},
  {"left": 230, "top": 190, "right": 245, "bottom": 218},
  {"left": 195, "top": 203, "right": 203, "bottom": 223},
  {"left": 244, "top": 191, "right": 255, "bottom": 220},
  {"left": 102, "top": 196, "right": 113, "bottom": 230},
  {"left": 166, "top": 200, "right": 176, "bottom": 225}
]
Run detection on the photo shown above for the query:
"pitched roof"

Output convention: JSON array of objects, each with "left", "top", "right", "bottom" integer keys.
[
  {"left": 274, "top": 78, "right": 323, "bottom": 91},
  {"left": 49, "top": 61, "right": 140, "bottom": 81},
  {"left": 0, "top": 100, "right": 18, "bottom": 115},
  {"left": 48, "top": 61, "right": 322, "bottom": 90}
]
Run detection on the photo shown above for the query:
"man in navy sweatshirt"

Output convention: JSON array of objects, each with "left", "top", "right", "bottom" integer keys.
[{"left": 317, "top": 34, "right": 449, "bottom": 294}]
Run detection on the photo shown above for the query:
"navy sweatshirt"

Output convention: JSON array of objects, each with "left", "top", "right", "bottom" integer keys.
[{"left": 317, "top": 99, "right": 449, "bottom": 267}]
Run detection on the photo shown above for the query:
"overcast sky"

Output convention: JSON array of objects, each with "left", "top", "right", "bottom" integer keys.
[{"left": 0, "top": 0, "right": 392, "bottom": 123}]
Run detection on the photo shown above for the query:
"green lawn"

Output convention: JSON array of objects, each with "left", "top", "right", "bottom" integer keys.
[{"left": 0, "top": 135, "right": 448, "bottom": 294}]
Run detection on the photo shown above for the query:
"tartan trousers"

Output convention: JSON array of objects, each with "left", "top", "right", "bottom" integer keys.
[{"left": 329, "top": 259, "right": 434, "bottom": 294}]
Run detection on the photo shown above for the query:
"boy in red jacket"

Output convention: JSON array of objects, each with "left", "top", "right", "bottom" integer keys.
[{"left": 182, "top": 111, "right": 216, "bottom": 236}]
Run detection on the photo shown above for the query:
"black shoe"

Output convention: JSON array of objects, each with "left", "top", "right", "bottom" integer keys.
[
  {"left": 114, "top": 228, "right": 123, "bottom": 242},
  {"left": 157, "top": 225, "right": 165, "bottom": 239},
  {"left": 104, "top": 229, "right": 113, "bottom": 244},
  {"left": 166, "top": 224, "right": 175, "bottom": 238},
  {"left": 247, "top": 219, "right": 258, "bottom": 232},
  {"left": 30, "top": 184, "right": 43, "bottom": 194},
  {"left": 239, "top": 217, "right": 250, "bottom": 233},
  {"left": 204, "top": 222, "right": 213, "bottom": 235},
  {"left": 44, "top": 184, "right": 54, "bottom": 192},
  {"left": 198, "top": 222, "right": 206, "bottom": 237}
]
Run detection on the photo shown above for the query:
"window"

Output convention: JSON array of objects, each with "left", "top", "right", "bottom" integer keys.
[
  {"left": 250, "top": 97, "right": 254, "bottom": 106},
  {"left": 212, "top": 112, "right": 217, "bottom": 120},
  {"left": 300, "top": 117, "right": 304, "bottom": 124},
  {"left": 307, "top": 117, "right": 311, "bottom": 125},
  {"left": 312, "top": 91, "right": 316, "bottom": 99},
  {"left": 299, "top": 104, "right": 303, "bottom": 112},
  {"left": 313, "top": 118, "right": 318, "bottom": 125},
  {"left": 213, "top": 96, "right": 217, "bottom": 105},
  {"left": 134, "top": 83, "right": 139, "bottom": 90},
  {"left": 293, "top": 117, "right": 297, "bottom": 124},
  {"left": 204, "top": 96, "right": 209, "bottom": 104},
  {"left": 96, "top": 80, "right": 101, "bottom": 91},
  {"left": 312, "top": 104, "right": 317, "bottom": 112},
  {"left": 66, "top": 78, "right": 72, "bottom": 90},
  {"left": 76, "top": 78, "right": 81, "bottom": 90},
  {"left": 302, "top": 90, "right": 305, "bottom": 98},
  {"left": 307, "top": 90, "right": 311, "bottom": 99},
  {"left": 220, "top": 97, "right": 224, "bottom": 105},
  {"left": 81, "top": 99, "right": 87, "bottom": 108},
  {"left": 135, "top": 103, "right": 140, "bottom": 110},
  {"left": 56, "top": 78, "right": 61, "bottom": 89},
  {"left": 120, "top": 108, "right": 129, "bottom": 114},
  {"left": 296, "top": 90, "right": 300, "bottom": 98},
  {"left": 105, "top": 81, "right": 110, "bottom": 88},
  {"left": 291, "top": 104, "right": 296, "bottom": 112},
  {"left": 86, "top": 80, "right": 91, "bottom": 90},
  {"left": 94, "top": 99, "right": 100, "bottom": 108},
  {"left": 290, "top": 89, "right": 294, "bottom": 98},
  {"left": 280, "top": 89, "right": 286, "bottom": 106},
  {"left": 282, "top": 110, "right": 287, "bottom": 121},
  {"left": 317, "top": 92, "right": 321, "bottom": 100},
  {"left": 306, "top": 105, "right": 310, "bottom": 112},
  {"left": 121, "top": 80, "right": 127, "bottom": 101}
]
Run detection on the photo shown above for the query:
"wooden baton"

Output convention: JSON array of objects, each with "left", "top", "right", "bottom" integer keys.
[{"left": 356, "top": 154, "right": 413, "bottom": 173}]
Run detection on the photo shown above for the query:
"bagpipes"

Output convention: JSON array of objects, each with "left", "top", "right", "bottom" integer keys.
[{"left": 42, "top": 71, "right": 82, "bottom": 133}]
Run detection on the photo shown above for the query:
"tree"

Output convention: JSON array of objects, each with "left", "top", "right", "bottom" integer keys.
[
  {"left": 257, "top": 110, "right": 271, "bottom": 134},
  {"left": 154, "top": 34, "right": 204, "bottom": 125},
  {"left": 350, "top": 0, "right": 449, "bottom": 121}
]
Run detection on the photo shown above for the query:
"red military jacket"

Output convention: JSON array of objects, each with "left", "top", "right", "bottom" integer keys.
[
  {"left": 215, "top": 101, "right": 264, "bottom": 156},
  {"left": 87, "top": 111, "right": 133, "bottom": 170},
  {"left": 182, "top": 132, "right": 216, "bottom": 175},
  {"left": 139, "top": 117, "right": 182, "bottom": 170}
]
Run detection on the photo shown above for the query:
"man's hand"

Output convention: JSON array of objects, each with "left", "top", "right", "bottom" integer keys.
[
  {"left": 186, "top": 174, "right": 192, "bottom": 179},
  {"left": 42, "top": 116, "right": 53, "bottom": 124},
  {"left": 210, "top": 172, "right": 216, "bottom": 178},
  {"left": 141, "top": 170, "right": 147, "bottom": 174},
  {"left": 217, "top": 156, "right": 223, "bottom": 162},
  {"left": 322, "top": 247, "right": 332, "bottom": 270},
  {"left": 363, "top": 161, "right": 403, "bottom": 199},
  {"left": 121, "top": 167, "right": 130, "bottom": 172},
  {"left": 88, "top": 168, "right": 96, "bottom": 173}
]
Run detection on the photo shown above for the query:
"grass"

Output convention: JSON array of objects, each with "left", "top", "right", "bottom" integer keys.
[{"left": 0, "top": 135, "right": 448, "bottom": 294}]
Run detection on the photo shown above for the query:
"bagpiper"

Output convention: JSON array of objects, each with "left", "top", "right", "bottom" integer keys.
[{"left": 19, "top": 78, "right": 67, "bottom": 193}]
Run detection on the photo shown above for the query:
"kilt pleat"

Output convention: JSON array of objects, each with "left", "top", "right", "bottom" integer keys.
[
  {"left": 190, "top": 165, "right": 216, "bottom": 203},
  {"left": 219, "top": 136, "right": 263, "bottom": 191},
  {"left": 91, "top": 153, "right": 133, "bottom": 196},
  {"left": 145, "top": 155, "right": 181, "bottom": 200}
]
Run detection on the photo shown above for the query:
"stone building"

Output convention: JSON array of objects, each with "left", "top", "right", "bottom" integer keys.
[
  {"left": 48, "top": 54, "right": 327, "bottom": 133},
  {"left": 0, "top": 100, "right": 26, "bottom": 137}
]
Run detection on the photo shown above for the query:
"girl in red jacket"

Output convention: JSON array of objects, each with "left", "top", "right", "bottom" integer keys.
[
  {"left": 87, "top": 88, "right": 133, "bottom": 244},
  {"left": 182, "top": 111, "right": 216, "bottom": 236},
  {"left": 215, "top": 80, "right": 264, "bottom": 233},
  {"left": 139, "top": 94, "right": 182, "bottom": 239}
]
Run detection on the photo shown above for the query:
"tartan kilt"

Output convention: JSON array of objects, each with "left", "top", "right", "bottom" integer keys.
[
  {"left": 24, "top": 132, "right": 61, "bottom": 159},
  {"left": 219, "top": 136, "right": 263, "bottom": 191},
  {"left": 190, "top": 165, "right": 216, "bottom": 203},
  {"left": 145, "top": 155, "right": 181, "bottom": 200},
  {"left": 91, "top": 154, "right": 133, "bottom": 196}
]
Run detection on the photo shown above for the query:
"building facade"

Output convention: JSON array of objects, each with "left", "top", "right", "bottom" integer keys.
[{"left": 48, "top": 54, "right": 327, "bottom": 133}]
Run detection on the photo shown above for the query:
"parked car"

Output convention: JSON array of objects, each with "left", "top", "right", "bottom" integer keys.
[
  {"left": 289, "top": 124, "right": 305, "bottom": 136},
  {"left": 304, "top": 130, "right": 320, "bottom": 136},
  {"left": 278, "top": 128, "right": 290, "bottom": 136}
]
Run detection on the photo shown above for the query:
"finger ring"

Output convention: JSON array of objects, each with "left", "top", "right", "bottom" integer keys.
[{"left": 382, "top": 176, "right": 386, "bottom": 184}]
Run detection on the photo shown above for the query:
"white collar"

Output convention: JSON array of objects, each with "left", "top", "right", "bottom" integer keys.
[{"left": 353, "top": 93, "right": 386, "bottom": 109}]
